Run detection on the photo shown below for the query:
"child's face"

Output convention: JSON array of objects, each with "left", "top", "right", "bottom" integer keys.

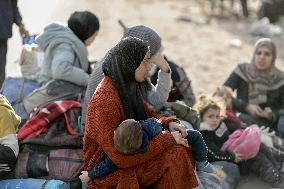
[{"left": 202, "top": 108, "right": 221, "bottom": 129}]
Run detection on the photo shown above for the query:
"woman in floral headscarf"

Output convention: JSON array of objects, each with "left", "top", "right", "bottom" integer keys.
[
  {"left": 224, "top": 38, "right": 284, "bottom": 136},
  {"left": 83, "top": 37, "right": 197, "bottom": 189}
]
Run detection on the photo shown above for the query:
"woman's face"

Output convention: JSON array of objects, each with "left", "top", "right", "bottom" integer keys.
[
  {"left": 135, "top": 51, "right": 151, "bottom": 82},
  {"left": 254, "top": 46, "right": 273, "bottom": 70},
  {"left": 202, "top": 108, "right": 221, "bottom": 129},
  {"left": 84, "top": 31, "right": 98, "bottom": 46}
]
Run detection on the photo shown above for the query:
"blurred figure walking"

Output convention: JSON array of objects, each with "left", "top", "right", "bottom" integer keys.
[{"left": 0, "top": 0, "right": 29, "bottom": 87}]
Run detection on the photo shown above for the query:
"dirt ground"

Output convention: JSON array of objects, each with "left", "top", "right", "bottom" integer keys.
[
  {"left": 7, "top": 0, "right": 284, "bottom": 188},
  {"left": 8, "top": 0, "right": 284, "bottom": 95}
]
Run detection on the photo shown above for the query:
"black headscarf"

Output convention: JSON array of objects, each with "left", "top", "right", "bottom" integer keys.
[{"left": 102, "top": 37, "right": 150, "bottom": 120}]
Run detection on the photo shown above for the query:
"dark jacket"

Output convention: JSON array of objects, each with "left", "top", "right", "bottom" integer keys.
[
  {"left": 200, "top": 120, "right": 240, "bottom": 162},
  {"left": 224, "top": 72, "right": 284, "bottom": 120},
  {"left": 0, "top": 0, "right": 22, "bottom": 40}
]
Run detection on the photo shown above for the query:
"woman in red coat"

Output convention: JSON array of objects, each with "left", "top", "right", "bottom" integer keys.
[{"left": 83, "top": 37, "right": 198, "bottom": 189}]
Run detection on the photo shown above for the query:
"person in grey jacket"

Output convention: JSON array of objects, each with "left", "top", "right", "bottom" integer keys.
[
  {"left": 0, "top": 0, "right": 29, "bottom": 87},
  {"left": 36, "top": 11, "right": 100, "bottom": 87},
  {"left": 18, "top": 11, "right": 100, "bottom": 120},
  {"left": 81, "top": 25, "right": 172, "bottom": 135}
]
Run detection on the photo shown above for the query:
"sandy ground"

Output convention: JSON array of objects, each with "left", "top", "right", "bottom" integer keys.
[
  {"left": 8, "top": 0, "right": 284, "bottom": 95},
  {"left": 7, "top": 0, "right": 284, "bottom": 188}
]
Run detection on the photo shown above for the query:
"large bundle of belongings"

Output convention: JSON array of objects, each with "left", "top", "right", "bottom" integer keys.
[
  {"left": 15, "top": 100, "right": 84, "bottom": 189},
  {"left": 0, "top": 43, "right": 86, "bottom": 189}
]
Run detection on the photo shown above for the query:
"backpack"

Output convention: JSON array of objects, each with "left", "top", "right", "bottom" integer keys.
[
  {"left": 15, "top": 100, "right": 83, "bottom": 189},
  {"left": 23, "top": 80, "right": 85, "bottom": 115},
  {"left": 15, "top": 144, "right": 83, "bottom": 188},
  {"left": 221, "top": 127, "right": 261, "bottom": 160},
  {"left": 17, "top": 100, "right": 82, "bottom": 146}
]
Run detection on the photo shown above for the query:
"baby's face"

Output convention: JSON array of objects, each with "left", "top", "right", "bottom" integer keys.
[{"left": 202, "top": 108, "right": 221, "bottom": 129}]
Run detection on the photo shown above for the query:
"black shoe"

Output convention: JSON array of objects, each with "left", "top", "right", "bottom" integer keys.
[
  {"left": 273, "top": 136, "right": 284, "bottom": 152},
  {"left": 270, "top": 180, "right": 284, "bottom": 189},
  {"left": 270, "top": 146, "right": 284, "bottom": 162},
  {"left": 270, "top": 172, "right": 284, "bottom": 189}
]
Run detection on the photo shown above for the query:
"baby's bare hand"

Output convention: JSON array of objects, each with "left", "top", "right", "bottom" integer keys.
[
  {"left": 171, "top": 131, "right": 189, "bottom": 147},
  {"left": 79, "top": 171, "right": 91, "bottom": 185}
]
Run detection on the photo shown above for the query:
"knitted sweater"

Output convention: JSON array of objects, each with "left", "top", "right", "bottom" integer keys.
[{"left": 83, "top": 76, "right": 198, "bottom": 189}]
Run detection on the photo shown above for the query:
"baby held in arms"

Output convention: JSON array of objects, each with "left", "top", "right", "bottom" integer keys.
[{"left": 80, "top": 118, "right": 214, "bottom": 184}]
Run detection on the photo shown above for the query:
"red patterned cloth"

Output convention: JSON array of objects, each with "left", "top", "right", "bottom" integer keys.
[{"left": 17, "top": 100, "right": 81, "bottom": 140}]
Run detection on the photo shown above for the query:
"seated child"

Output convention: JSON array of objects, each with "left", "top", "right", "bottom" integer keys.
[
  {"left": 213, "top": 86, "right": 247, "bottom": 128},
  {"left": 0, "top": 95, "right": 21, "bottom": 179},
  {"left": 194, "top": 94, "right": 284, "bottom": 188},
  {"left": 80, "top": 117, "right": 214, "bottom": 184}
]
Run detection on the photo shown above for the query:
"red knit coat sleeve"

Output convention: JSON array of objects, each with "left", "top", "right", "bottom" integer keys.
[{"left": 85, "top": 87, "right": 177, "bottom": 169}]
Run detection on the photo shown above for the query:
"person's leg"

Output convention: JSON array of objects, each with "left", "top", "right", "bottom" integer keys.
[
  {"left": 239, "top": 113, "right": 271, "bottom": 129},
  {"left": 0, "top": 144, "right": 17, "bottom": 180},
  {"left": 277, "top": 116, "right": 284, "bottom": 137},
  {"left": 258, "top": 143, "right": 281, "bottom": 168},
  {"left": 186, "top": 129, "right": 208, "bottom": 162},
  {"left": 240, "top": 0, "right": 248, "bottom": 17},
  {"left": 0, "top": 40, "right": 7, "bottom": 88},
  {"left": 186, "top": 129, "right": 214, "bottom": 173},
  {"left": 239, "top": 113, "right": 256, "bottom": 125},
  {"left": 138, "top": 145, "right": 198, "bottom": 189},
  {"left": 248, "top": 150, "right": 284, "bottom": 187}
]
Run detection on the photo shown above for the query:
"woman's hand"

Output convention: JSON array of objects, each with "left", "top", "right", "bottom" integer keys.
[
  {"left": 245, "top": 104, "right": 263, "bottom": 117},
  {"left": 169, "top": 121, "right": 188, "bottom": 138},
  {"left": 151, "top": 53, "right": 170, "bottom": 73},
  {"left": 171, "top": 131, "right": 189, "bottom": 147},
  {"left": 79, "top": 171, "right": 91, "bottom": 185}
]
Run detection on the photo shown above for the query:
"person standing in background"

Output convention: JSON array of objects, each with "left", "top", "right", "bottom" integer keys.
[{"left": 0, "top": 0, "right": 29, "bottom": 87}]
